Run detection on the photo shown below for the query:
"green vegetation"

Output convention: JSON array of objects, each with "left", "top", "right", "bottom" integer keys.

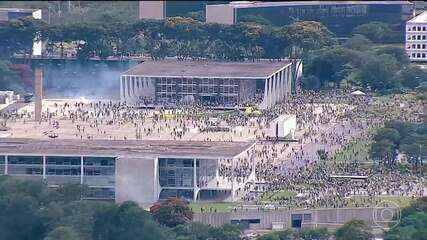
[
  {"left": 385, "top": 197, "right": 427, "bottom": 240},
  {"left": 353, "top": 22, "right": 401, "bottom": 43},
  {"left": 335, "top": 220, "right": 373, "bottom": 240},
  {"left": 332, "top": 140, "right": 372, "bottom": 164},
  {"left": 189, "top": 202, "right": 237, "bottom": 213},
  {"left": 150, "top": 197, "right": 193, "bottom": 227},
  {"left": 347, "top": 196, "right": 415, "bottom": 209},
  {"left": 303, "top": 40, "right": 427, "bottom": 93},
  {"left": 370, "top": 121, "right": 426, "bottom": 170},
  {"left": 0, "top": 176, "right": 242, "bottom": 240},
  {"left": 260, "top": 190, "right": 297, "bottom": 202},
  {"left": 257, "top": 228, "right": 331, "bottom": 240}
]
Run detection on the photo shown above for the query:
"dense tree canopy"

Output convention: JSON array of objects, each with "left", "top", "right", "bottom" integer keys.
[
  {"left": 385, "top": 198, "right": 427, "bottom": 240},
  {"left": 370, "top": 121, "right": 426, "bottom": 170},
  {"left": 150, "top": 197, "right": 193, "bottom": 228},
  {"left": 335, "top": 220, "right": 373, "bottom": 240}
]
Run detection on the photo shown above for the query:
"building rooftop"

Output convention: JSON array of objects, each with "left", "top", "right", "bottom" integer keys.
[
  {"left": 408, "top": 11, "right": 427, "bottom": 23},
  {"left": 0, "top": 8, "right": 39, "bottom": 13},
  {"left": 122, "top": 60, "right": 291, "bottom": 79},
  {"left": 218, "top": 1, "right": 412, "bottom": 9},
  {"left": 0, "top": 138, "right": 254, "bottom": 159}
]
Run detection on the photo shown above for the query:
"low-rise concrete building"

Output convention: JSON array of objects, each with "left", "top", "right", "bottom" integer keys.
[{"left": 194, "top": 207, "right": 399, "bottom": 231}]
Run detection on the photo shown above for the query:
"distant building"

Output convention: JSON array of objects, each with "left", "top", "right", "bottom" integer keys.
[
  {"left": 0, "top": 91, "right": 19, "bottom": 105},
  {"left": 138, "top": 1, "right": 217, "bottom": 20},
  {"left": 0, "top": 8, "right": 44, "bottom": 56},
  {"left": 206, "top": 1, "right": 414, "bottom": 36},
  {"left": 139, "top": 1, "right": 165, "bottom": 20},
  {"left": 120, "top": 60, "right": 302, "bottom": 109},
  {"left": 406, "top": 11, "right": 427, "bottom": 62}
]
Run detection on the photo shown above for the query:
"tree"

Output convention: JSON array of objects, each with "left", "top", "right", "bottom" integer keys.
[
  {"left": 373, "top": 128, "right": 401, "bottom": 145},
  {"left": 171, "top": 222, "right": 241, "bottom": 240},
  {"left": 257, "top": 229, "right": 293, "bottom": 240},
  {"left": 0, "top": 194, "right": 45, "bottom": 240},
  {"left": 375, "top": 46, "right": 410, "bottom": 65},
  {"left": 93, "top": 201, "right": 165, "bottom": 240},
  {"left": 335, "top": 220, "right": 373, "bottom": 240},
  {"left": 385, "top": 198, "right": 427, "bottom": 240},
  {"left": 399, "top": 65, "right": 427, "bottom": 89},
  {"left": 44, "top": 226, "right": 80, "bottom": 240},
  {"left": 303, "top": 47, "right": 351, "bottom": 88},
  {"left": 353, "top": 22, "right": 393, "bottom": 43},
  {"left": 354, "top": 54, "right": 400, "bottom": 93},
  {"left": 370, "top": 139, "right": 396, "bottom": 168},
  {"left": 344, "top": 34, "right": 372, "bottom": 51},
  {"left": 0, "top": 60, "right": 19, "bottom": 90},
  {"left": 150, "top": 197, "right": 193, "bottom": 227},
  {"left": 297, "top": 227, "right": 331, "bottom": 240}
]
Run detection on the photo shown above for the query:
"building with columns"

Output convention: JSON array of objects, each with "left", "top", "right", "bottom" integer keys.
[
  {"left": 120, "top": 60, "right": 301, "bottom": 109},
  {"left": 406, "top": 11, "right": 427, "bottom": 61},
  {"left": 0, "top": 138, "right": 255, "bottom": 207}
]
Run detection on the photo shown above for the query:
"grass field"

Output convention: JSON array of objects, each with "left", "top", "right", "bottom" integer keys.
[
  {"left": 331, "top": 139, "right": 372, "bottom": 165},
  {"left": 347, "top": 196, "right": 415, "bottom": 209},
  {"left": 189, "top": 202, "right": 238, "bottom": 213},
  {"left": 260, "top": 190, "right": 297, "bottom": 202}
]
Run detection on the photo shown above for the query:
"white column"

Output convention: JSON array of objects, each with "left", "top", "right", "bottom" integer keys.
[
  {"left": 231, "top": 157, "right": 235, "bottom": 201},
  {"left": 272, "top": 73, "right": 278, "bottom": 105},
  {"left": 123, "top": 77, "right": 128, "bottom": 100},
  {"left": 138, "top": 77, "right": 143, "bottom": 95},
  {"left": 42, "top": 155, "right": 46, "bottom": 180},
  {"left": 80, "top": 156, "right": 84, "bottom": 185},
  {"left": 120, "top": 76, "right": 124, "bottom": 100},
  {"left": 193, "top": 158, "right": 198, "bottom": 202},
  {"left": 288, "top": 67, "right": 292, "bottom": 95},
  {"left": 130, "top": 77, "right": 135, "bottom": 98},
  {"left": 262, "top": 78, "right": 269, "bottom": 109},
  {"left": 280, "top": 70, "right": 285, "bottom": 102},
  {"left": 268, "top": 77, "right": 274, "bottom": 108},
  {"left": 4, "top": 155, "right": 7, "bottom": 175}
]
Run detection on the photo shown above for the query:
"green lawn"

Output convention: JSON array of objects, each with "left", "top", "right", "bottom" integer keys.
[
  {"left": 189, "top": 202, "right": 238, "bottom": 213},
  {"left": 347, "top": 196, "right": 415, "bottom": 209},
  {"left": 331, "top": 139, "right": 372, "bottom": 165},
  {"left": 260, "top": 190, "right": 297, "bottom": 202}
]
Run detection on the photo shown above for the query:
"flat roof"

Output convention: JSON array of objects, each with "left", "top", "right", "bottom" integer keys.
[
  {"left": 0, "top": 138, "right": 254, "bottom": 159},
  {"left": 122, "top": 60, "right": 291, "bottom": 79},
  {"left": 408, "top": 11, "right": 427, "bottom": 23},
  {"left": 223, "top": 1, "right": 412, "bottom": 9},
  {"left": 0, "top": 8, "right": 39, "bottom": 13}
]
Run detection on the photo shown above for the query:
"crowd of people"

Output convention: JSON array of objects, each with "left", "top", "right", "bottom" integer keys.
[
  {"left": 0, "top": 89, "right": 424, "bottom": 209},
  {"left": 233, "top": 90, "right": 424, "bottom": 209}
]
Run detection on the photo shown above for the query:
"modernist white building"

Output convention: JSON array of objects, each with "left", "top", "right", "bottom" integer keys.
[
  {"left": 0, "top": 138, "right": 255, "bottom": 207},
  {"left": 406, "top": 11, "right": 427, "bottom": 62},
  {"left": 120, "top": 60, "right": 302, "bottom": 109}
]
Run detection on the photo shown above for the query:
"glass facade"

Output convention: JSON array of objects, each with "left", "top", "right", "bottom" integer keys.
[
  {"left": 159, "top": 158, "right": 195, "bottom": 188},
  {"left": 236, "top": 4, "right": 408, "bottom": 36},
  {"left": 7, "top": 155, "right": 43, "bottom": 175},
  {"left": 0, "top": 155, "right": 116, "bottom": 200},
  {"left": 0, "top": 156, "right": 4, "bottom": 174},
  {"left": 154, "top": 77, "right": 242, "bottom": 105}
]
